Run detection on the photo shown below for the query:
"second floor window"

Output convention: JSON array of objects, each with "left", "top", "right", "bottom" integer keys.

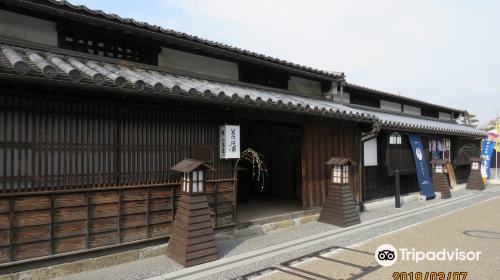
[
  {"left": 58, "top": 23, "right": 160, "bottom": 65},
  {"left": 239, "top": 65, "right": 290, "bottom": 90},
  {"left": 350, "top": 94, "right": 380, "bottom": 108}
]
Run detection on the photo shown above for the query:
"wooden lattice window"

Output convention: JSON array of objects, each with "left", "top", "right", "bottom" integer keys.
[
  {"left": 239, "top": 65, "right": 290, "bottom": 90},
  {"left": 350, "top": 94, "right": 380, "bottom": 108},
  {"left": 57, "top": 23, "right": 160, "bottom": 65},
  {"left": 472, "top": 162, "right": 479, "bottom": 170},
  {"left": 332, "top": 165, "right": 349, "bottom": 184},
  {"left": 343, "top": 165, "right": 349, "bottom": 183},
  {"left": 333, "top": 165, "right": 342, "bottom": 183},
  {"left": 435, "top": 164, "right": 443, "bottom": 173},
  {"left": 421, "top": 108, "right": 439, "bottom": 119}
]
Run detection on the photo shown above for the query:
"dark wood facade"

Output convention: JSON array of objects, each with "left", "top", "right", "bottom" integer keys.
[
  {"left": 0, "top": 92, "right": 237, "bottom": 265},
  {"left": 302, "top": 124, "right": 360, "bottom": 209},
  {"left": 362, "top": 130, "right": 483, "bottom": 202}
]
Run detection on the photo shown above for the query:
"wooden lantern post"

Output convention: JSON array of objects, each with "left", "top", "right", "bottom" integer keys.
[
  {"left": 466, "top": 157, "right": 485, "bottom": 191},
  {"left": 318, "top": 157, "right": 361, "bottom": 227},
  {"left": 430, "top": 159, "right": 451, "bottom": 199},
  {"left": 166, "top": 159, "right": 219, "bottom": 267}
]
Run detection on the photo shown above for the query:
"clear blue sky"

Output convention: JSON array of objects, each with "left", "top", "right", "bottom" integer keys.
[{"left": 73, "top": 0, "right": 500, "bottom": 125}]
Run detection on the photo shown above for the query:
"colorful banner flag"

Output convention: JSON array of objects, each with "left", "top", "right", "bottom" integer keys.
[
  {"left": 480, "top": 140, "right": 495, "bottom": 179},
  {"left": 408, "top": 134, "right": 435, "bottom": 198}
]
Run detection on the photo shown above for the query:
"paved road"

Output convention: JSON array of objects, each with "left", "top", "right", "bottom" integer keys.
[{"left": 255, "top": 196, "right": 500, "bottom": 280}]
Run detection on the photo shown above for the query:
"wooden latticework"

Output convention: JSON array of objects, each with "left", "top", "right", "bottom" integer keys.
[
  {"left": 0, "top": 92, "right": 236, "bottom": 266},
  {"left": 318, "top": 184, "right": 361, "bottom": 227},
  {"left": 167, "top": 194, "right": 218, "bottom": 267},
  {"left": 433, "top": 173, "right": 451, "bottom": 199}
]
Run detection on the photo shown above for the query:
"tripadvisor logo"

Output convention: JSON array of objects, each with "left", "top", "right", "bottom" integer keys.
[{"left": 375, "top": 244, "right": 482, "bottom": 266}]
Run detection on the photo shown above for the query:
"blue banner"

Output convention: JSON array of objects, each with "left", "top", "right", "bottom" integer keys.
[
  {"left": 481, "top": 141, "right": 495, "bottom": 179},
  {"left": 408, "top": 134, "right": 436, "bottom": 198}
]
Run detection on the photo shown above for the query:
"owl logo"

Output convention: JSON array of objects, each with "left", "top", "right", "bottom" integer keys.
[{"left": 416, "top": 148, "right": 423, "bottom": 161}]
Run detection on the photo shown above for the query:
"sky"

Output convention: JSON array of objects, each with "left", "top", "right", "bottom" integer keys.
[{"left": 71, "top": 0, "right": 500, "bottom": 126}]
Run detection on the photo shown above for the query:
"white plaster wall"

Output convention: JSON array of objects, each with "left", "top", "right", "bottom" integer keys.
[
  {"left": 403, "top": 105, "right": 421, "bottom": 115},
  {"left": 332, "top": 92, "right": 350, "bottom": 103},
  {"left": 439, "top": 112, "right": 452, "bottom": 120},
  {"left": 0, "top": 10, "right": 57, "bottom": 46},
  {"left": 364, "top": 138, "right": 378, "bottom": 166},
  {"left": 158, "top": 47, "right": 238, "bottom": 80},
  {"left": 380, "top": 100, "right": 401, "bottom": 112},
  {"left": 288, "top": 76, "right": 322, "bottom": 95}
]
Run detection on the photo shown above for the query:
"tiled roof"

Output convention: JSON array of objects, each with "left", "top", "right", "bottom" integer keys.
[
  {"left": 0, "top": 44, "right": 375, "bottom": 122},
  {"left": 19, "top": 0, "right": 344, "bottom": 79},
  {"left": 345, "top": 82, "right": 465, "bottom": 113},
  {"left": 350, "top": 106, "right": 487, "bottom": 137}
]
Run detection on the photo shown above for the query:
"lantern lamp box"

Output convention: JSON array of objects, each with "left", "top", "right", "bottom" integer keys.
[
  {"left": 466, "top": 157, "right": 485, "bottom": 191},
  {"left": 318, "top": 157, "right": 361, "bottom": 228},
  {"left": 220, "top": 125, "right": 240, "bottom": 159},
  {"left": 166, "top": 159, "right": 219, "bottom": 267},
  {"left": 430, "top": 159, "right": 451, "bottom": 199}
]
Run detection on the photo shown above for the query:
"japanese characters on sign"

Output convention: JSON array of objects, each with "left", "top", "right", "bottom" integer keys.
[{"left": 219, "top": 125, "right": 240, "bottom": 159}]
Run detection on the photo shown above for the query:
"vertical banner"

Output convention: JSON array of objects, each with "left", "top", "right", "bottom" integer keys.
[
  {"left": 219, "top": 125, "right": 240, "bottom": 159},
  {"left": 480, "top": 140, "right": 495, "bottom": 179},
  {"left": 408, "top": 134, "right": 436, "bottom": 198}
]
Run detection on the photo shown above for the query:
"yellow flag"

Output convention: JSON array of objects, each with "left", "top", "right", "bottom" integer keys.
[{"left": 496, "top": 124, "right": 500, "bottom": 151}]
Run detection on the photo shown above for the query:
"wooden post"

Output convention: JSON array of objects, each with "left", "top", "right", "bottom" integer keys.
[
  {"left": 166, "top": 159, "right": 219, "bottom": 267},
  {"left": 318, "top": 158, "right": 361, "bottom": 228},
  {"left": 466, "top": 158, "right": 485, "bottom": 191}
]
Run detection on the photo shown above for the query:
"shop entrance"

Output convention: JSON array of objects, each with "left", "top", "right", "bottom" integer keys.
[{"left": 236, "top": 120, "right": 303, "bottom": 223}]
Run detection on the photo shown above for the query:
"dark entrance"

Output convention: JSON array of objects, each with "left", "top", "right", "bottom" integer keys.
[{"left": 236, "top": 120, "right": 303, "bottom": 222}]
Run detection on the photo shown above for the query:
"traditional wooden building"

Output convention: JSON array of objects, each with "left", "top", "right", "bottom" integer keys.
[
  {"left": 0, "top": 0, "right": 487, "bottom": 268},
  {"left": 0, "top": 0, "right": 378, "bottom": 266},
  {"left": 340, "top": 84, "right": 486, "bottom": 202}
]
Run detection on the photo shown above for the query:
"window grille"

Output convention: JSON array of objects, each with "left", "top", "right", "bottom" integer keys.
[
  {"left": 58, "top": 23, "right": 160, "bottom": 65},
  {"left": 349, "top": 94, "right": 380, "bottom": 108},
  {"left": 239, "top": 65, "right": 290, "bottom": 90}
]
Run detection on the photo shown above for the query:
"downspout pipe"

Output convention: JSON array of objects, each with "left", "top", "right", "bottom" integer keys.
[{"left": 340, "top": 80, "right": 345, "bottom": 105}]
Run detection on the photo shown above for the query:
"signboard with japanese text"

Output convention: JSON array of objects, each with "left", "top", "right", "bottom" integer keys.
[
  {"left": 219, "top": 125, "right": 240, "bottom": 159},
  {"left": 480, "top": 140, "right": 495, "bottom": 179}
]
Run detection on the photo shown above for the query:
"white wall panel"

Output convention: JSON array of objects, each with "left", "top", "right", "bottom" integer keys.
[
  {"left": 403, "top": 105, "right": 421, "bottom": 115},
  {"left": 158, "top": 47, "right": 239, "bottom": 80},
  {"left": 0, "top": 10, "right": 57, "bottom": 46},
  {"left": 363, "top": 138, "right": 378, "bottom": 166},
  {"left": 380, "top": 100, "right": 401, "bottom": 112}
]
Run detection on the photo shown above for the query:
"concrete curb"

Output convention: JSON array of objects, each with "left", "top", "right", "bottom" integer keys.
[
  {"left": 362, "top": 183, "right": 467, "bottom": 211},
  {"left": 0, "top": 244, "right": 168, "bottom": 280},
  {"left": 215, "top": 214, "right": 321, "bottom": 241}
]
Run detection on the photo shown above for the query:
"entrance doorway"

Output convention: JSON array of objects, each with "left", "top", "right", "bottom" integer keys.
[{"left": 236, "top": 120, "right": 303, "bottom": 223}]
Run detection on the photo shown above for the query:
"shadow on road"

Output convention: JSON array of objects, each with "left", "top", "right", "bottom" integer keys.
[
  {"left": 234, "top": 246, "right": 382, "bottom": 280},
  {"left": 463, "top": 230, "right": 500, "bottom": 239}
]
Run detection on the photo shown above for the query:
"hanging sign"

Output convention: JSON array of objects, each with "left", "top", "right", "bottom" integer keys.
[
  {"left": 480, "top": 140, "right": 495, "bottom": 179},
  {"left": 408, "top": 134, "right": 436, "bottom": 198},
  {"left": 220, "top": 125, "right": 240, "bottom": 159}
]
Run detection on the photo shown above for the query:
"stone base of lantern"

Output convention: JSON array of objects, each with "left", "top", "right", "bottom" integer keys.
[
  {"left": 433, "top": 173, "right": 451, "bottom": 199},
  {"left": 466, "top": 170, "right": 485, "bottom": 191},
  {"left": 318, "top": 183, "right": 361, "bottom": 227},
  {"left": 166, "top": 194, "right": 219, "bottom": 267}
]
